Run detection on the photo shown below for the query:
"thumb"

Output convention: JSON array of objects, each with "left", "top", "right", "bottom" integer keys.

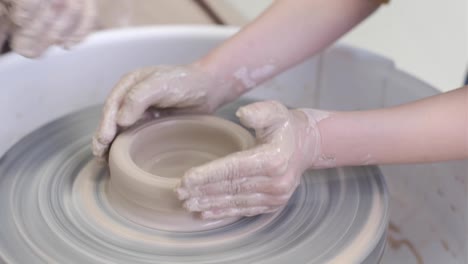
[{"left": 236, "top": 100, "right": 289, "bottom": 130}]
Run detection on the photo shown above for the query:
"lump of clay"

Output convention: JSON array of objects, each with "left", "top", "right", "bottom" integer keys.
[{"left": 107, "top": 115, "right": 255, "bottom": 232}]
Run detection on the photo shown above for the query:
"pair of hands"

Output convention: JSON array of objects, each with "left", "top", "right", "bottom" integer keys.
[
  {"left": 0, "top": 0, "right": 324, "bottom": 220},
  {"left": 0, "top": 0, "right": 96, "bottom": 57},
  {"left": 93, "top": 65, "right": 325, "bottom": 219}
]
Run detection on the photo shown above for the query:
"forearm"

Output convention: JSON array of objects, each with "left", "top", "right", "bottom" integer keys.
[
  {"left": 199, "top": 0, "right": 380, "bottom": 94},
  {"left": 315, "top": 86, "right": 468, "bottom": 167}
]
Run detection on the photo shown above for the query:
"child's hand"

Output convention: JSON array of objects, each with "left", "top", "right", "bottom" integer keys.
[
  {"left": 176, "top": 101, "right": 328, "bottom": 219},
  {"left": 92, "top": 64, "right": 242, "bottom": 159}
]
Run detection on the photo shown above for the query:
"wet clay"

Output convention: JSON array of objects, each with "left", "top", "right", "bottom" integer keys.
[
  {"left": 0, "top": 103, "right": 389, "bottom": 263},
  {"left": 107, "top": 115, "right": 255, "bottom": 232}
]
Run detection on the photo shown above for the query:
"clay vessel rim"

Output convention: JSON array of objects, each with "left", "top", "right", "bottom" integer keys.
[{"left": 110, "top": 115, "right": 255, "bottom": 186}]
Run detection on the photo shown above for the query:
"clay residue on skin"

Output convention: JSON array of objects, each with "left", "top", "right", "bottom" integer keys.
[
  {"left": 7, "top": 0, "right": 97, "bottom": 58},
  {"left": 361, "top": 154, "right": 376, "bottom": 165},
  {"left": 299, "top": 108, "right": 335, "bottom": 168},
  {"left": 93, "top": 64, "right": 240, "bottom": 159},
  {"left": 233, "top": 64, "right": 276, "bottom": 90},
  {"left": 177, "top": 101, "right": 326, "bottom": 219},
  {"left": 233, "top": 67, "right": 256, "bottom": 89},
  {"left": 250, "top": 64, "right": 276, "bottom": 80},
  {"left": 308, "top": 109, "right": 330, "bottom": 123}
]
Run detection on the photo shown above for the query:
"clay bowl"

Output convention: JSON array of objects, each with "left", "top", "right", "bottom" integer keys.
[{"left": 107, "top": 115, "right": 255, "bottom": 232}]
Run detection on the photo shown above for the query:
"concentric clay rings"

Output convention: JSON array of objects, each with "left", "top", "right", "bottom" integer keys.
[
  {"left": 107, "top": 115, "right": 255, "bottom": 231},
  {"left": 0, "top": 99, "right": 389, "bottom": 263}
]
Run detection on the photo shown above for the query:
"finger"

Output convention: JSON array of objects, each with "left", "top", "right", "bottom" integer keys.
[
  {"left": 183, "top": 193, "right": 289, "bottom": 212},
  {"left": 91, "top": 136, "right": 106, "bottom": 160},
  {"left": 177, "top": 170, "right": 300, "bottom": 200},
  {"left": 181, "top": 146, "right": 265, "bottom": 189},
  {"left": 9, "top": 0, "right": 41, "bottom": 27},
  {"left": 116, "top": 66, "right": 207, "bottom": 126},
  {"left": 236, "top": 100, "right": 289, "bottom": 130},
  {"left": 10, "top": 0, "right": 65, "bottom": 57},
  {"left": 238, "top": 100, "right": 295, "bottom": 148},
  {"left": 176, "top": 176, "right": 269, "bottom": 199},
  {"left": 201, "top": 206, "right": 280, "bottom": 220},
  {"left": 95, "top": 68, "right": 154, "bottom": 142},
  {"left": 115, "top": 72, "right": 178, "bottom": 126},
  {"left": 181, "top": 144, "right": 285, "bottom": 188},
  {"left": 62, "top": 0, "right": 96, "bottom": 47},
  {"left": 11, "top": 30, "right": 50, "bottom": 58},
  {"left": 92, "top": 68, "right": 154, "bottom": 156},
  {"left": 91, "top": 108, "right": 157, "bottom": 158},
  {"left": 116, "top": 78, "right": 161, "bottom": 127},
  {"left": 47, "top": 0, "right": 81, "bottom": 44}
]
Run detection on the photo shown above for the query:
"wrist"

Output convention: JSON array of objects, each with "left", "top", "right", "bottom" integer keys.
[
  {"left": 196, "top": 54, "right": 276, "bottom": 97},
  {"left": 295, "top": 108, "right": 336, "bottom": 169},
  {"left": 193, "top": 58, "right": 245, "bottom": 102},
  {"left": 310, "top": 110, "right": 381, "bottom": 168}
]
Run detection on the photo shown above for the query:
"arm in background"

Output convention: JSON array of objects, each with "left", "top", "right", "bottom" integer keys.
[
  {"left": 198, "top": 0, "right": 381, "bottom": 94},
  {"left": 93, "top": 0, "right": 383, "bottom": 158}
]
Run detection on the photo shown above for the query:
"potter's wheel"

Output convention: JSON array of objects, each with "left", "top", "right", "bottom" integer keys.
[{"left": 0, "top": 99, "right": 388, "bottom": 264}]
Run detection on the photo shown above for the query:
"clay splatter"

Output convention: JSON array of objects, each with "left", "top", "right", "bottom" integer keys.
[
  {"left": 440, "top": 239, "right": 449, "bottom": 252},
  {"left": 388, "top": 221, "right": 401, "bottom": 233},
  {"left": 387, "top": 234, "right": 424, "bottom": 264}
]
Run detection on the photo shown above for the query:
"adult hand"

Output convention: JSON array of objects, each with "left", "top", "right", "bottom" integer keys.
[
  {"left": 3, "top": 0, "right": 97, "bottom": 58},
  {"left": 92, "top": 64, "right": 241, "bottom": 159},
  {"left": 176, "top": 101, "right": 330, "bottom": 219}
]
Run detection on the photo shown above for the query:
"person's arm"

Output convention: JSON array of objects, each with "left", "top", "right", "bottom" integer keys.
[
  {"left": 198, "top": 0, "right": 381, "bottom": 93},
  {"left": 317, "top": 86, "right": 468, "bottom": 166},
  {"left": 93, "top": 0, "right": 383, "bottom": 158},
  {"left": 177, "top": 87, "right": 468, "bottom": 219}
]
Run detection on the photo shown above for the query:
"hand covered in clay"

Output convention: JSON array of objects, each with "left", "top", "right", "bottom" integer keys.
[
  {"left": 92, "top": 64, "right": 241, "bottom": 159},
  {"left": 1, "top": 0, "right": 96, "bottom": 57},
  {"left": 176, "top": 101, "right": 330, "bottom": 219}
]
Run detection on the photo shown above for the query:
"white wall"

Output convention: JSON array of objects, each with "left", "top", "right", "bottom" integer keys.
[{"left": 222, "top": 0, "right": 467, "bottom": 91}]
